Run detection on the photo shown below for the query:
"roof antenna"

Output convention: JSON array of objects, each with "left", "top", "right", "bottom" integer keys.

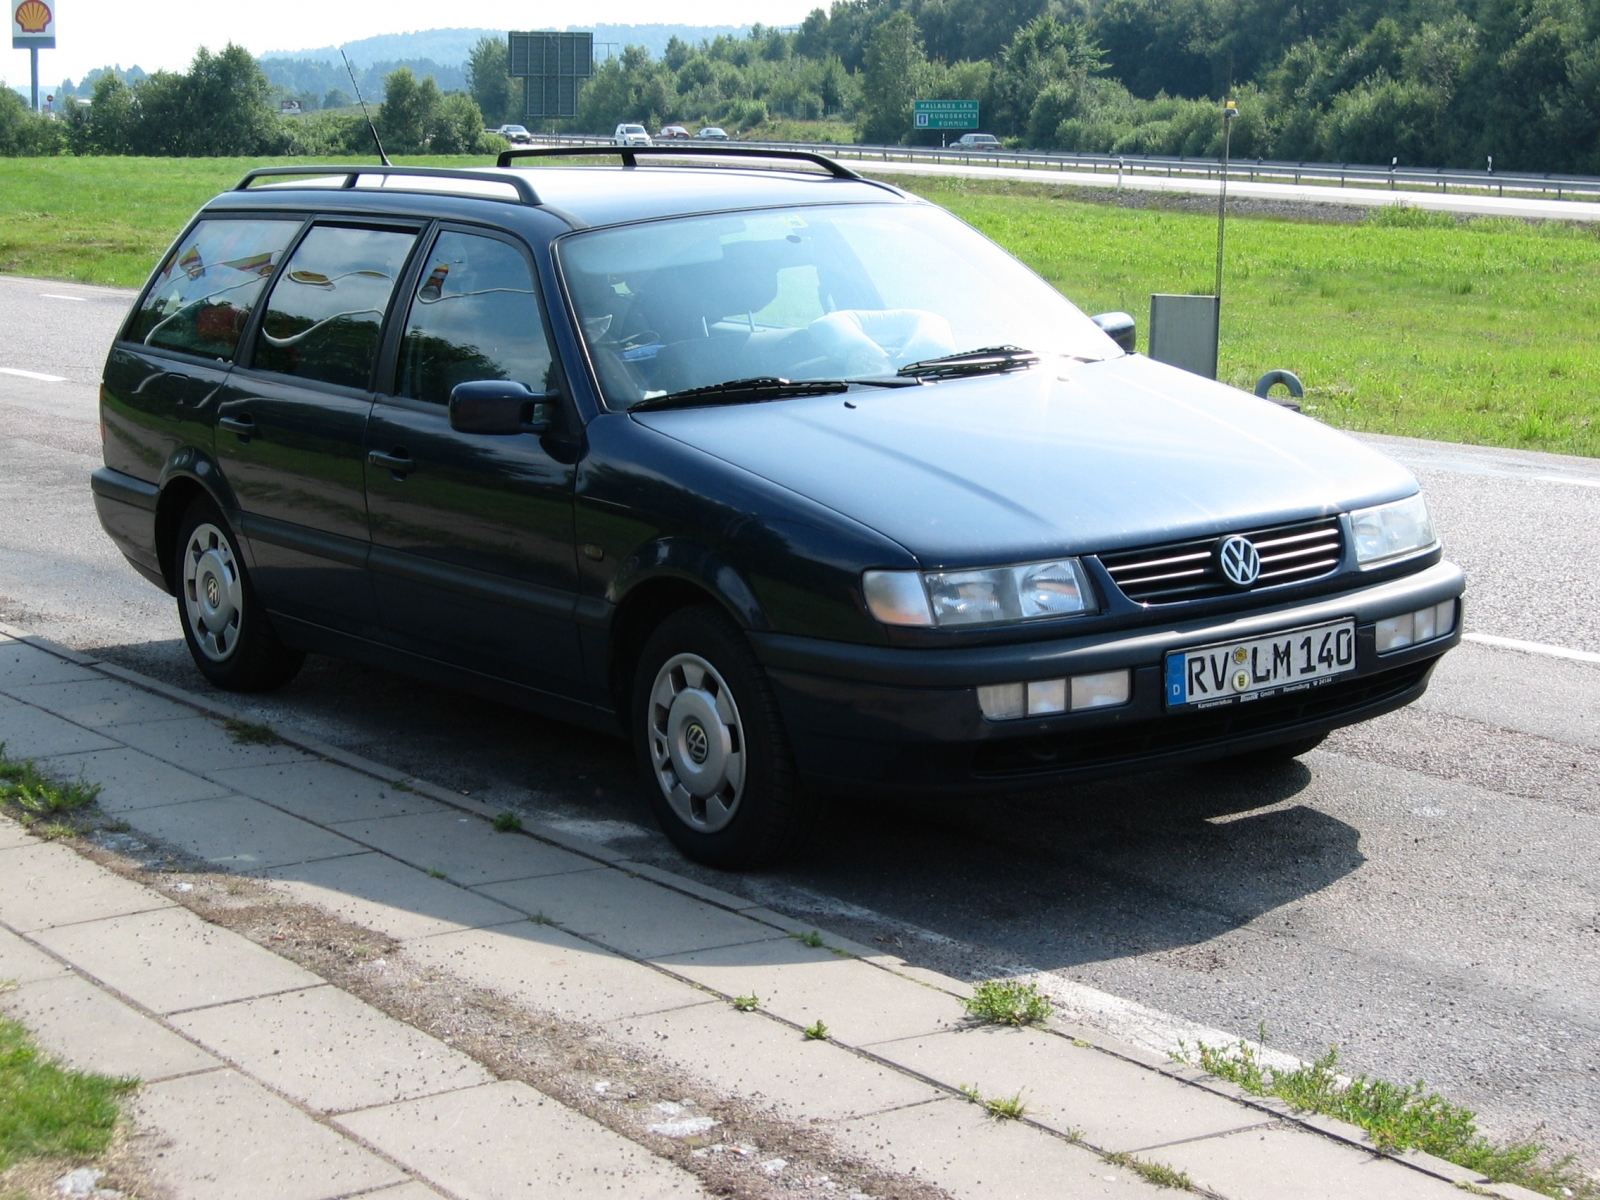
[{"left": 341, "top": 48, "right": 391, "bottom": 167}]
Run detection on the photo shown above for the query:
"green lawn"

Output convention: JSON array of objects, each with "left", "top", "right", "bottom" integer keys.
[
  {"left": 2, "top": 156, "right": 1596, "bottom": 457},
  {"left": 896, "top": 176, "right": 1600, "bottom": 458},
  {"left": 0, "top": 1015, "right": 134, "bottom": 1173}
]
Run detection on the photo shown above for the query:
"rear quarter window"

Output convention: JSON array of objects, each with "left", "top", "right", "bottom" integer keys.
[{"left": 125, "top": 218, "right": 301, "bottom": 360}]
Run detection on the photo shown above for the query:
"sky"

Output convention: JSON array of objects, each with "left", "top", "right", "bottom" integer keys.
[{"left": 5, "top": 0, "right": 814, "bottom": 86}]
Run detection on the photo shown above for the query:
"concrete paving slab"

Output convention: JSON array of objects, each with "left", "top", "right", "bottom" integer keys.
[
  {"left": 114, "top": 715, "right": 310, "bottom": 772},
  {"left": 132, "top": 1068, "right": 407, "bottom": 1200},
  {"left": 478, "top": 868, "right": 780, "bottom": 959},
  {"left": 606, "top": 1001, "right": 943, "bottom": 1121},
  {"left": 125, "top": 794, "right": 366, "bottom": 872},
  {"left": 6, "top": 677, "right": 197, "bottom": 728},
  {"left": 263, "top": 852, "right": 525, "bottom": 942},
  {"left": 338, "top": 810, "right": 597, "bottom": 886},
  {"left": 0, "top": 812, "right": 34, "bottom": 849},
  {"left": 31, "top": 906, "right": 322, "bottom": 1014},
  {"left": 0, "top": 839, "right": 172, "bottom": 931},
  {"left": 336, "top": 1079, "right": 706, "bottom": 1198},
  {"left": 357, "top": 1185, "right": 451, "bottom": 1200},
  {"left": 208, "top": 760, "right": 447, "bottom": 825},
  {"left": 833, "top": 1097, "right": 1168, "bottom": 1198},
  {"left": 870, "top": 1027, "right": 1265, "bottom": 1152},
  {"left": 0, "top": 703, "right": 119, "bottom": 758},
  {"left": 0, "top": 640, "right": 100, "bottom": 688},
  {"left": 407, "top": 921, "right": 710, "bottom": 1023},
  {"left": 1156, "top": 1124, "right": 1465, "bottom": 1199},
  {"left": 0, "top": 924, "right": 71, "bottom": 985},
  {"left": 0, "top": 971, "right": 219, "bottom": 1081},
  {"left": 34, "top": 746, "right": 234, "bottom": 811},
  {"left": 654, "top": 937, "right": 965, "bottom": 1046},
  {"left": 170, "top": 984, "right": 494, "bottom": 1114}
]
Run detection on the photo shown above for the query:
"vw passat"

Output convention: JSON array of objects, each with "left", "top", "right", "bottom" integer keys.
[{"left": 90, "top": 148, "right": 1464, "bottom": 869}]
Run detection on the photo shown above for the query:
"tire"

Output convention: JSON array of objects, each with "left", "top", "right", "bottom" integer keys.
[
  {"left": 631, "top": 604, "right": 815, "bottom": 870},
  {"left": 174, "top": 494, "right": 305, "bottom": 692}
]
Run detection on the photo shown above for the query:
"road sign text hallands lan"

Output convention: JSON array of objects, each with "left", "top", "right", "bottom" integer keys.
[{"left": 913, "top": 100, "right": 979, "bottom": 130}]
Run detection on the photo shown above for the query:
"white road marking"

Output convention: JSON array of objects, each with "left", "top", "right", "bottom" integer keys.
[
  {"left": 1464, "top": 632, "right": 1600, "bottom": 665},
  {"left": 1536, "top": 474, "right": 1600, "bottom": 489},
  {"left": 0, "top": 367, "right": 68, "bottom": 382},
  {"left": 39, "top": 293, "right": 88, "bottom": 302}
]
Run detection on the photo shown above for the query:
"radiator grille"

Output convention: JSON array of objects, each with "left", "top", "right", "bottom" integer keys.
[{"left": 1097, "top": 517, "right": 1344, "bottom": 605}]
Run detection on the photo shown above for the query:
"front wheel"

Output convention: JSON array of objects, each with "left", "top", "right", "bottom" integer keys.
[
  {"left": 174, "top": 495, "right": 305, "bottom": 692},
  {"left": 631, "top": 605, "right": 815, "bottom": 870}
]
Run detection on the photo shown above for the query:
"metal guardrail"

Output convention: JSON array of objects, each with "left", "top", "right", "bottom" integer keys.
[{"left": 495, "top": 131, "right": 1600, "bottom": 203}]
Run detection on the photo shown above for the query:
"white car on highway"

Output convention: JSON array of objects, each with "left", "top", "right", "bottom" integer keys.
[{"left": 614, "top": 124, "right": 652, "bottom": 147}]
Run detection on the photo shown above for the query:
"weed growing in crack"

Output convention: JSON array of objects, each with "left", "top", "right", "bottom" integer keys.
[
  {"left": 0, "top": 747, "right": 100, "bottom": 821},
  {"left": 732, "top": 994, "right": 759, "bottom": 1013},
  {"left": 1174, "top": 1034, "right": 1596, "bottom": 1198},
  {"left": 223, "top": 718, "right": 278, "bottom": 745},
  {"left": 964, "top": 979, "right": 1052, "bottom": 1026},
  {"left": 492, "top": 811, "right": 523, "bottom": 833},
  {"left": 1104, "top": 1151, "right": 1192, "bottom": 1190},
  {"left": 803, "top": 1020, "right": 828, "bottom": 1041},
  {"left": 958, "top": 1083, "right": 1028, "bottom": 1120},
  {"left": 427, "top": 868, "right": 447, "bottom": 879},
  {"left": 529, "top": 912, "right": 554, "bottom": 926},
  {"left": 789, "top": 929, "right": 825, "bottom": 948}
]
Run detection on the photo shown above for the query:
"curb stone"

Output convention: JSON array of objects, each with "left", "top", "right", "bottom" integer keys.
[{"left": 0, "top": 621, "right": 1526, "bottom": 1197}]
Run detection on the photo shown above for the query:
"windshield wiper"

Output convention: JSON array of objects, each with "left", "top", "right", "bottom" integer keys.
[
  {"left": 897, "top": 345, "right": 1040, "bottom": 380},
  {"left": 630, "top": 376, "right": 915, "bottom": 413}
]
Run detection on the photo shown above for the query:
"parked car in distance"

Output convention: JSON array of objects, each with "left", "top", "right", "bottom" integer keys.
[
  {"left": 92, "top": 148, "right": 1464, "bottom": 872},
  {"left": 615, "top": 123, "right": 652, "bottom": 146},
  {"left": 658, "top": 125, "right": 691, "bottom": 139},
  {"left": 953, "top": 132, "right": 1002, "bottom": 148},
  {"left": 696, "top": 127, "right": 729, "bottom": 140},
  {"left": 495, "top": 124, "right": 534, "bottom": 144}
]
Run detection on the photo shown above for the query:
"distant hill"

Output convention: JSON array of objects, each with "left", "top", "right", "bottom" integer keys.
[{"left": 263, "top": 24, "right": 752, "bottom": 68}]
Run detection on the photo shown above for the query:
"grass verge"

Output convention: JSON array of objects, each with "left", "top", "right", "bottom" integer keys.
[
  {"left": 1176, "top": 1036, "right": 1595, "bottom": 1198},
  {"left": 0, "top": 1015, "right": 136, "bottom": 1174},
  {"left": 963, "top": 979, "right": 1053, "bottom": 1026},
  {"left": 0, "top": 744, "right": 100, "bottom": 833}
]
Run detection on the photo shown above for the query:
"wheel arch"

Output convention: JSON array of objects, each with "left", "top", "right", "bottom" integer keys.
[{"left": 153, "top": 472, "right": 230, "bottom": 592}]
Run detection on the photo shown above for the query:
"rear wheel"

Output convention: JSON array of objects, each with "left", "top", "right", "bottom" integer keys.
[
  {"left": 631, "top": 605, "right": 815, "bottom": 870},
  {"left": 174, "top": 494, "right": 304, "bottom": 692}
]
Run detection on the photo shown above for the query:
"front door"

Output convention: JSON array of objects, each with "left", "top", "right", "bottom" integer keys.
[
  {"left": 216, "top": 222, "right": 419, "bottom": 634},
  {"left": 364, "top": 227, "right": 583, "bottom": 689}
]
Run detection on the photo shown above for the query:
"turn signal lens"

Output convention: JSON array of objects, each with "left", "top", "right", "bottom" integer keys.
[
  {"left": 978, "top": 669, "right": 1132, "bottom": 721},
  {"left": 1071, "top": 669, "right": 1132, "bottom": 710},
  {"left": 862, "top": 570, "right": 934, "bottom": 627},
  {"left": 1375, "top": 599, "right": 1458, "bottom": 654}
]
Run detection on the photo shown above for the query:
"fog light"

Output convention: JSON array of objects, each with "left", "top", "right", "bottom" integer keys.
[
  {"left": 1071, "top": 669, "right": 1131, "bottom": 710},
  {"left": 1376, "top": 599, "right": 1459, "bottom": 654},
  {"left": 977, "top": 682, "right": 1026, "bottom": 720},
  {"left": 1027, "top": 678, "right": 1067, "bottom": 715}
]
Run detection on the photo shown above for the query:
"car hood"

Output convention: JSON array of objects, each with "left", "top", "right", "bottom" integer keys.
[{"left": 631, "top": 354, "right": 1420, "bottom": 569}]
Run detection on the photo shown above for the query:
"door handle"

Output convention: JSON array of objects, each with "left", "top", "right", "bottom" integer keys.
[
  {"left": 218, "top": 415, "right": 255, "bottom": 441},
  {"left": 368, "top": 449, "right": 415, "bottom": 476}
]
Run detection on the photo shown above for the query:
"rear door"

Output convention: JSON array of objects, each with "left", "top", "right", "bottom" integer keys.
[
  {"left": 215, "top": 221, "right": 420, "bottom": 635},
  {"left": 363, "top": 225, "right": 583, "bottom": 690}
]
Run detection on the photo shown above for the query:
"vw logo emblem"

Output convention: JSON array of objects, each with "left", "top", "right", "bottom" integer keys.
[
  {"left": 684, "top": 721, "right": 710, "bottom": 765},
  {"left": 1217, "top": 535, "right": 1262, "bottom": 587}
]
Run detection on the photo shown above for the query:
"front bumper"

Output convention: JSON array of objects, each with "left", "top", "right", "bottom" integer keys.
[{"left": 751, "top": 561, "right": 1464, "bottom": 793}]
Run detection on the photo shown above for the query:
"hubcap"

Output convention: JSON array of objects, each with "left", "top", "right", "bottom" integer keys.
[
  {"left": 182, "top": 522, "right": 244, "bottom": 662},
  {"left": 647, "top": 653, "right": 746, "bottom": 833}
]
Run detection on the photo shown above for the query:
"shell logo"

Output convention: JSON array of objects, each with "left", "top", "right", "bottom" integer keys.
[{"left": 14, "top": 0, "right": 52, "bottom": 32}]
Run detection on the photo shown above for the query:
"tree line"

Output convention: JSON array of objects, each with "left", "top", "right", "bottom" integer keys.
[{"left": 6, "top": 0, "right": 1600, "bottom": 171}]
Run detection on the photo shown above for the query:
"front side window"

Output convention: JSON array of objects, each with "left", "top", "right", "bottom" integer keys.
[
  {"left": 558, "top": 202, "right": 1119, "bottom": 409},
  {"left": 396, "top": 231, "right": 553, "bottom": 404},
  {"left": 126, "top": 219, "right": 300, "bottom": 360},
  {"left": 252, "top": 225, "right": 416, "bottom": 390}
]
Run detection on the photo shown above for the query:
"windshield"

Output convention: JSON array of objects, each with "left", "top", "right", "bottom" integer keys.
[{"left": 559, "top": 202, "right": 1118, "bottom": 410}]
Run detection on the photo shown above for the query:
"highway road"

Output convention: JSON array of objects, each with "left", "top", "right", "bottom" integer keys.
[{"left": 2, "top": 273, "right": 1597, "bottom": 1172}]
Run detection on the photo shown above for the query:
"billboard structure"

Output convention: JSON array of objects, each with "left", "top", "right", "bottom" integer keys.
[
  {"left": 13, "top": 0, "right": 56, "bottom": 112},
  {"left": 509, "top": 31, "right": 593, "bottom": 120}
]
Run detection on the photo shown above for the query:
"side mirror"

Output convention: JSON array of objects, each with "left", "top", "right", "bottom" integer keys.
[
  {"left": 448, "top": 380, "right": 555, "bottom": 435},
  {"left": 1092, "top": 311, "right": 1137, "bottom": 354}
]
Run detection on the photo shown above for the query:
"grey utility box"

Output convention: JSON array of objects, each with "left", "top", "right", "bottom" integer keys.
[{"left": 1148, "top": 294, "right": 1220, "bottom": 380}]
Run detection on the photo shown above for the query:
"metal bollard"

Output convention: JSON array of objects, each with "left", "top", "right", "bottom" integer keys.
[{"left": 1255, "top": 369, "right": 1305, "bottom": 411}]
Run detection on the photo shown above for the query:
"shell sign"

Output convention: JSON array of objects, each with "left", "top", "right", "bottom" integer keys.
[{"left": 13, "top": 0, "right": 55, "bottom": 48}]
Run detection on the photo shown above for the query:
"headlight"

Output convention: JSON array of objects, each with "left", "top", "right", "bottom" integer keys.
[
  {"left": 1350, "top": 494, "right": 1437, "bottom": 565},
  {"left": 863, "top": 559, "right": 1095, "bottom": 628}
]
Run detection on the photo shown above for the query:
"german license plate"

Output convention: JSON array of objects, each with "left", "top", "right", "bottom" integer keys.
[{"left": 1165, "top": 618, "right": 1356, "bottom": 709}]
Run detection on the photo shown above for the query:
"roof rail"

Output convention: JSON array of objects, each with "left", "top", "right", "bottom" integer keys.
[
  {"left": 234, "top": 165, "right": 541, "bottom": 206},
  {"left": 495, "top": 144, "right": 863, "bottom": 180}
]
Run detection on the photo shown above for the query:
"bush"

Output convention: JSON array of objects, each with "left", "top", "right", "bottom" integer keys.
[{"left": 0, "top": 90, "right": 65, "bottom": 156}]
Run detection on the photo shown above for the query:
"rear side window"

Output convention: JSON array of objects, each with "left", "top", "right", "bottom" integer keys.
[
  {"left": 252, "top": 225, "right": 417, "bottom": 390},
  {"left": 396, "top": 231, "right": 553, "bottom": 404},
  {"left": 126, "top": 219, "right": 299, "bottom": 360}
]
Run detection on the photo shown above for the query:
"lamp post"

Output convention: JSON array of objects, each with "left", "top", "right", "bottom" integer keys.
[{"left": 1214, "top": 99, "right": 1237, "bottom": 302}]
